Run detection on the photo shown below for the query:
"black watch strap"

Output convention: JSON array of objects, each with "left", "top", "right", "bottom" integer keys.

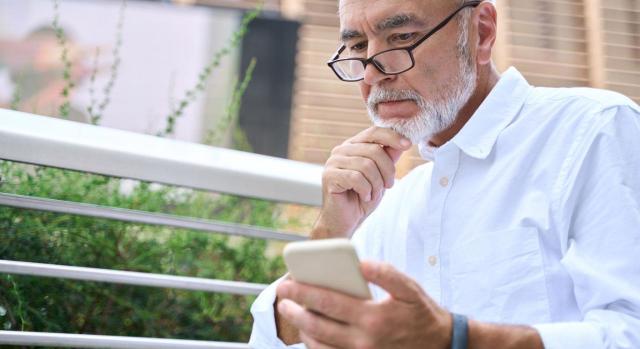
[{"left": 451, "top": 313, "right": 469, "bottom": 349}]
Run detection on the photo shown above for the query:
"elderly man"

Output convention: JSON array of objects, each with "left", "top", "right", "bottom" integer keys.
[{"left": 250, "top": 0, "right": 640, "bottom": 348}]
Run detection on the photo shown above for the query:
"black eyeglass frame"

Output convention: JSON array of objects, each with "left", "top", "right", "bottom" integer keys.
[{"left": 327, "top": 0, "right": 483, "bottom": 82}]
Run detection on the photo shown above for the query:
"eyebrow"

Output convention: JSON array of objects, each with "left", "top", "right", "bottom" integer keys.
[
  {"left": 340, "top": 29, "right": 363, "bottom": 42},
  {"left": 339, "top": 13, "right": 427, "bottom": 43},
  {"left": 376, "top": 13, "right": 426, "bottom": 31}
]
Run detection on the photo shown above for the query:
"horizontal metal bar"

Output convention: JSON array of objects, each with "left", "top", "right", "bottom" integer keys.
[
  {"left": 0, "top": 331, "right": 250, "bottom": 349},
  {"left": 0, "top": 193, "right": 307, "bottom": 242},
  {"left": 0, "top": 109, "right": 322, "bottom": 206},
  {"left": 0, "top": 260, "right": 267, "bottom": 295}
]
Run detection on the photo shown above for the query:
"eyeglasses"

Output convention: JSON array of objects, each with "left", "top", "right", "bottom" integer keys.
[{"left": 327, "top": 0, "right": 482, "bottom": 82}]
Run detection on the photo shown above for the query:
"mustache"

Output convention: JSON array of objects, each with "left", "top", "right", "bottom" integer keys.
[{"left": 367, "top": 89, "right": 424, "bottom": 110}]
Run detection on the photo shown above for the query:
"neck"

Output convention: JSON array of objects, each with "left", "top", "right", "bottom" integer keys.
[{"left": 427, "top": 64, "right": 501, "bottom": 148}]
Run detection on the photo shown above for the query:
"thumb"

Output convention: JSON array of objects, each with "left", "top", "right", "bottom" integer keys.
[{"left": 360, "top": 260, "right": 422, "bottom": 302}]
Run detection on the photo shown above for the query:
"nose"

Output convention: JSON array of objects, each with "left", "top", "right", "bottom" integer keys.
[{"left": 362, "top": 60, "right": 395, "bottom": 86}]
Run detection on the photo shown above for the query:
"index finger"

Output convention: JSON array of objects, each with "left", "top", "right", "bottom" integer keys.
[
  {"left": 349, "top": 127, "right": 412, "bottom": 151},
  {"left": 277, "top": 279, "right": 366, "bottom": 324}
]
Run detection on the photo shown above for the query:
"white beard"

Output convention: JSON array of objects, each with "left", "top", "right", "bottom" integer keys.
[{"left": 366, "top": 26, "right": 477, "bottom": 144}]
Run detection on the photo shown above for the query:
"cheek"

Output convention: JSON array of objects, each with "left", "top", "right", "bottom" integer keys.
[
  {"left": 416, "top": 55, "right": 460, "bottom": 89},
  {"left": 359, "top": 83, "right": 370, "bottom": 102},
  {"left": 398, "top": 64, "right": 440, "bottom": 100}
]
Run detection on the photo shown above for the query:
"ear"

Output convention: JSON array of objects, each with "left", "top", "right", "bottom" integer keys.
[{"left": 474, "top": 2, "right": 497, "bottom": 66}]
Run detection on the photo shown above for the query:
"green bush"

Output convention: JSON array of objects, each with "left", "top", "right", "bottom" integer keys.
[{"left": 0, "top": 160, "right": 286, "bottom": 344}]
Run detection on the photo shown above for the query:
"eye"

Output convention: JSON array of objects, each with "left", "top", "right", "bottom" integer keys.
[
  {"left": 391, "top": 32, "right": 417, "bottom": 44},
  {"left": 349, "top": 41, "right": 368, "bottom": 52}
]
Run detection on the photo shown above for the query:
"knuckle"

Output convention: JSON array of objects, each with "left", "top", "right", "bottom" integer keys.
[
  {"left": 323, "top": 167, "right": 341, "bottom": 182},
  {"left": 322, "top": 173, "right": 335, "bottom": 189},
  {"left": 324, "top": 156, "right": 335, "bottom": 167},
  {"left": 348, "top": 171, "right": 362, "bottom": 183},
  {"left": 330, "top": 144, "right": 343, "bottom": 156},
  {"left": 361, "top": 158, "right": 377, "bottom": 173},
  {"left": 373, "top": 148, "right": 390, "bottom": 166},
  {"left": 324, "top": 157, "right": 341, "bottom": 172}
]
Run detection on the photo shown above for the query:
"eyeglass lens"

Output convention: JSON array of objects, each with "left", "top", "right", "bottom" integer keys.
[{"left": 333, "top": 49, "right": 413, "bottom": 80}]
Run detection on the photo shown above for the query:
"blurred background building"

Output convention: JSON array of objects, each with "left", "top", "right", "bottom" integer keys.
[
  {"left": 2, "top": 0, "right": 639, "bottom": 176},
  {"left": 266, "top": 0, "right": 640, "bottom": 175}
]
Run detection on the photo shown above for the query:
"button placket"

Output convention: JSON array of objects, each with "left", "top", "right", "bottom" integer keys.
[{"left": 423, "top": 145, "right": 460, "bottom": 305}]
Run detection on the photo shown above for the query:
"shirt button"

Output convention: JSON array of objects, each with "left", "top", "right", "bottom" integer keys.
[
  {"left": 439, "top": 177, "right": 449, "bottom": 187},
  {"left": 428, "top": 255, "right": 438, "bottom": 266}
]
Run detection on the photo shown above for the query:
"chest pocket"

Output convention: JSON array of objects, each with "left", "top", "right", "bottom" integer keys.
[{"left": 449, "top": 227, "right": 550, "bottom": 324}]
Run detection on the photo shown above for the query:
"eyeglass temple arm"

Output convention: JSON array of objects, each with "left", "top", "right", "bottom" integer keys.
[
  {"left": 408, "top": 0, "right": 483, "bottom": 50},
  {"left": 329, "top": 45, "right": 346, "bottom": 62}
]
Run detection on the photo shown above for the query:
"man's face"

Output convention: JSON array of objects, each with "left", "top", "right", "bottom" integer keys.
[{"left": 338, "top": 0, "right": 477, "bottom": 143}]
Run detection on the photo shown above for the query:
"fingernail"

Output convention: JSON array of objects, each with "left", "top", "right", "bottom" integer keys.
[
  {"left": 365, "top": 194, "right": 371, "bottom": 202},
  {"left": 401, "top": 139, "right": 411, "bottom": 147}
]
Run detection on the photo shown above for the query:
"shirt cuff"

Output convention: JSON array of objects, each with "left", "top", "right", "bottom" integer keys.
[
  {"left": 249, "top": 274, "right": 305, "bottom": 349},
  {"left": 533, "top": 322, "right": 604, "bottom": 349}
]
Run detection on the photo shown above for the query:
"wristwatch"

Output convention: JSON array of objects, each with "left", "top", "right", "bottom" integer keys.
[{"left": 451, "top": 313, "right": 469, "bottom": 349}]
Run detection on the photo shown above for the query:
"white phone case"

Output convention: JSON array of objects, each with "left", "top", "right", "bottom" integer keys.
[{"left": 283, "top": 238, "right": 371, "bottom": 299}]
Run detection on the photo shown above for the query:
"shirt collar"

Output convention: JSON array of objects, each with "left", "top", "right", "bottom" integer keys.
[{"left": 419, "top": 67, "right": 532, "bottom": 161}]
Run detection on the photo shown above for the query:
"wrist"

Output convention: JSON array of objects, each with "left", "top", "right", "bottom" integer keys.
[
  {"left": 468, "top": 320, "right": 544, "bottom": 349},
  {"left": 310, "top": 214, "right": 353, "bottom": 239}
]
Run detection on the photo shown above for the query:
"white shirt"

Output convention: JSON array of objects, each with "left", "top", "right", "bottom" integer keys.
[{"left": 249, "top": 67, "right": 640, "bottom": 349}]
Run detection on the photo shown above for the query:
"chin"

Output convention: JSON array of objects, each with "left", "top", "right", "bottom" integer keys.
[{"left": 371, "top": 115, "right": 430, "bottom": 145}]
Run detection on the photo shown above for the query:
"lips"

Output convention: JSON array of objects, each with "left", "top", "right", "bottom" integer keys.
[
  {"left": 376, "top": 99, "right": 417, "bottom": 119},
  {"left": 378, "top": 99, "right": 410, "bottom": 106}
]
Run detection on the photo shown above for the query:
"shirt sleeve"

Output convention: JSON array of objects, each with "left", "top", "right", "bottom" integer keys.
[
  {"left": 248, "top": 274, "right": 307, "bottom": 349},
  {"left": 534, "top": 105, "right": 640, "bottom": 349}
]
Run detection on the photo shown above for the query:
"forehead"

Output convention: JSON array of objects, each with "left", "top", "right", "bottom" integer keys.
[{"left": 338, "top": 0, "right": 445, "bottom": 33}]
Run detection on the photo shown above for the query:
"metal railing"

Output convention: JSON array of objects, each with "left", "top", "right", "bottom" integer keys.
[
  {"left": 0, "top": 109, "right": 323, "bottom": 348},
  {"left": 0, "top": 109, "right": 321, "bottom": 206},
  {"left": 0, "top": 260, "right": 266, "bottom": 295},
  {"left": 0, "top": 331, "right": 252, "bottom": 349},
  {"left": 0, "top": 192, "right": 306, "bottom": 241}
]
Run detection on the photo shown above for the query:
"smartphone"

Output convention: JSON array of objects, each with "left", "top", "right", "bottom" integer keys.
[{"left": 283, "top": 238, "right": 371, "bottom": 299}]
